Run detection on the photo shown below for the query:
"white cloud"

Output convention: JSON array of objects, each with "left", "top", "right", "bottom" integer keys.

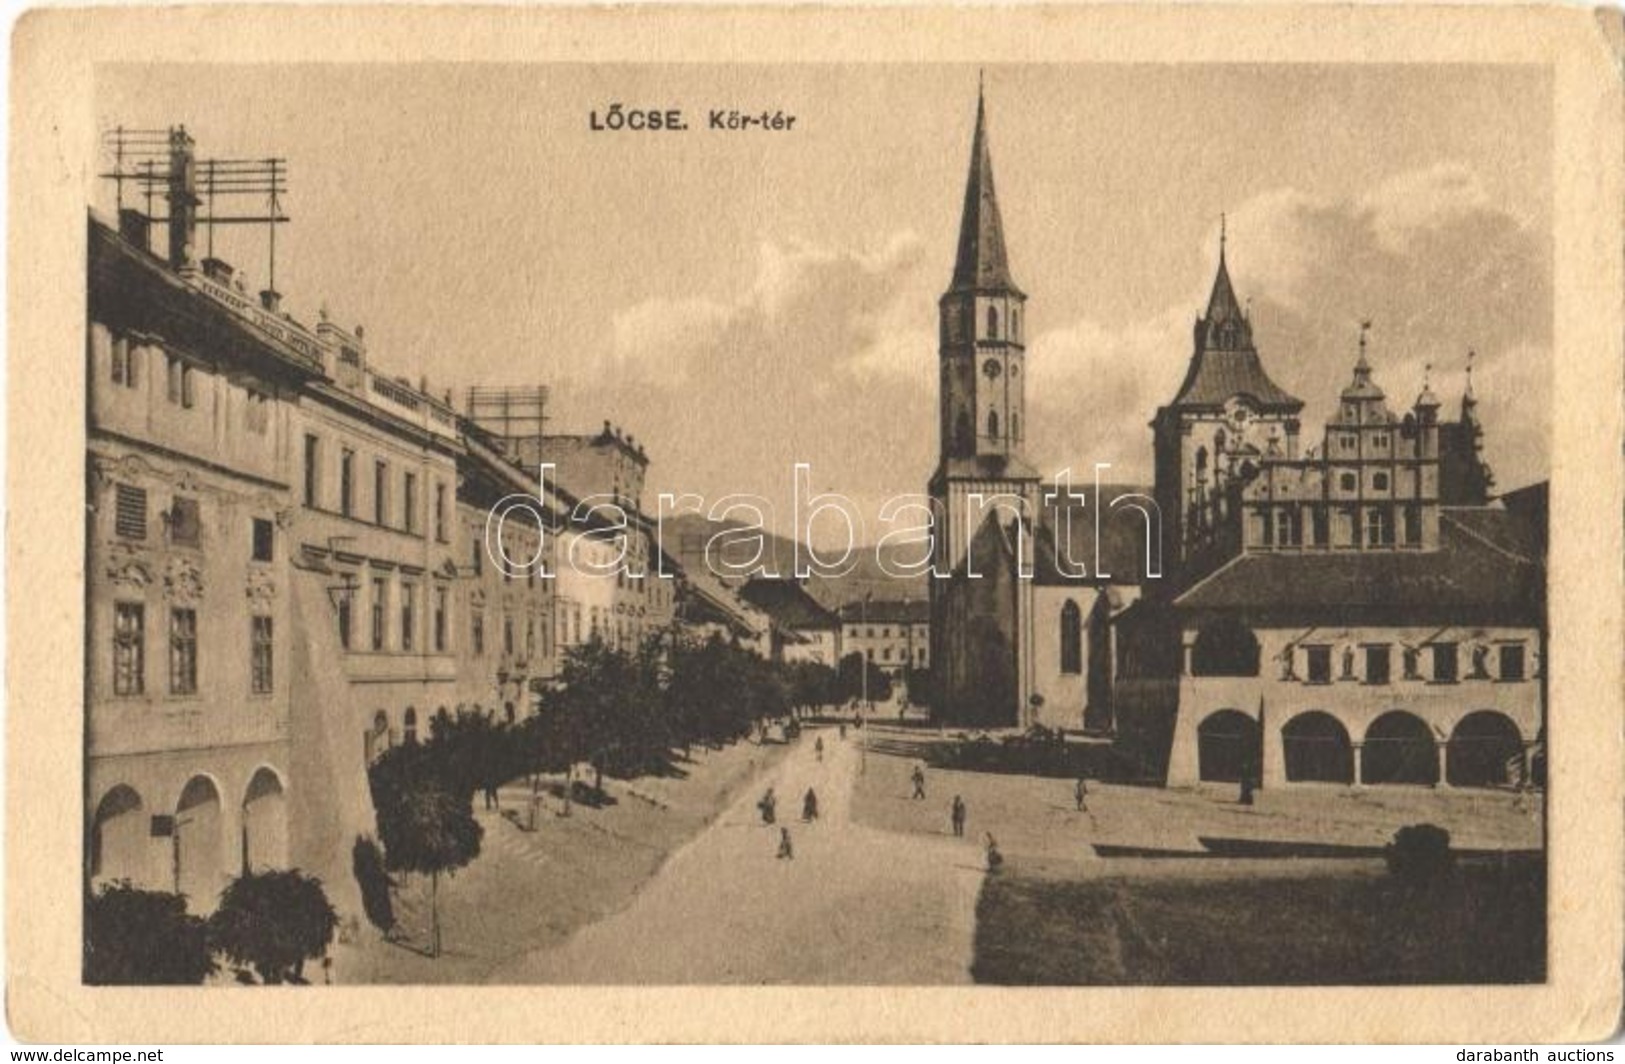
[{"left": 1026, "top": 163, "right": 1551, "bottom": 491}]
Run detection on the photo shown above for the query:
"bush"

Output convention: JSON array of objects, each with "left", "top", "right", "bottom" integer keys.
[
  {"left": 207, "top": 869, "right": 339, "bottom": 984},
  {"left": 1386, "top": 823, "right": 1455, "bottom": 883},
  {"left": 352, "top": 835, "right": 396, "bottom": 939},
  {"left": 86, "top": 882, "right": 214, "bottom": 985}
]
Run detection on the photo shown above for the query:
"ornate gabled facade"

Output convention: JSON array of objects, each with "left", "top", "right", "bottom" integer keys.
[{"left": 1121, "top": 239, "right": 1543, "bottom": 791}]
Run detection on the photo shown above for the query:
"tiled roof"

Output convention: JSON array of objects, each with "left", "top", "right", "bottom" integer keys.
[
  {"left": 1173, "top": 506, "right": 1543, "bottom": 620},
  {"left": 738, "top": 578, "right": 840, "bottom": 631},
  {"left": 1168, "top": 348, "right": 1303, "bottom": 412},
  {"left": 1033, "top": 484, "right": 1154, "bottom": 585},
  {"left": 837, "top": 597, "right": 931, "bottom": 625}
]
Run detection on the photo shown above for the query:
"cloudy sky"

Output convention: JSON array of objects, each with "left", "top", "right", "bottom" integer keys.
[{"left": 98, "top": 64, "right": 1551, "bottom": 543}]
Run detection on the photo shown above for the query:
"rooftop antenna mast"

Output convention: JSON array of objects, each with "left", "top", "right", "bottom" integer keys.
[{"left": 100, "top": 125, "right": 290, "bottom": 290}]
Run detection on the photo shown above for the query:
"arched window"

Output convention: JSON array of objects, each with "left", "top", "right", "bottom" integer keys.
[
  {"left": 1011, "top": 308, "right": 1021, "bottom": 342},
  {"left": 404, "top": 707, "right": 418, "bottom": 744},
  {"left": 1196, "top": 446, "right": 1209, "bottom": 477},
  {"left": 1060, "top": 600, "right": 1083, "bottom": 674},
  {"left": 1011, "top": 412, "right": 1020, "bottom": 440},
  {"left": 987, "top": 305, "right": 999, "bottom": 340},
  {"left": 987, "top": 409, "right": 999, "bottom": 438},
  {"left": 1190, "top": 617, "right": 1261, "bottom": 676}
]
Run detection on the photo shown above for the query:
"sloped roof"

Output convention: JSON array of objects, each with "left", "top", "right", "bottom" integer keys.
[
  {"left": 1033, "top": 484, "right": 1154, "bottom": 585},
  {"left": 1166, "top": 246, "right": 1302, "bottom": 414},
  {"left": 1168, "top": 349, "right": 1303, "bottom": 411},
  {"left": 837, "top": 598, "right": 930, "bottom": 625},
  {"left": 1173, "top": 507, "right": 1543, "bottom": 621},
  {"left": 738, "top": 578, "right": 841, "bottom": 631}
]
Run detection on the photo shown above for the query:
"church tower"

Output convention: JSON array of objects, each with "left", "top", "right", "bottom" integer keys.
[
  {"left": 1152, "top": 230, "right": 1304, "bottom": 579},
  {"left": 928, "top": 84, "right": 1041, "bottom": 728}
]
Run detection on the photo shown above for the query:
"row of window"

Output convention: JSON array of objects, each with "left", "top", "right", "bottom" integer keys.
[
  {"left": 303, "top": 434, "right": 448, "bottom": 541},
  {"left": 844, "top": 625, "right": 927, "bottom": 640},
  {"left": 1252, "top": 504, "right": 1422, "bottom": 549},
  {"left": 1292, "top": 642, "right": 1527, "bottom": 685},
  {"left": 112, "top": 483, "right": 277, "bottom": 561},
  {"left": 335, "top": 578, "right": 454, "bottom": 655},
  {"left": 104, "top": 332, "right": 276, "bottom": 437},
  {"left": 111, "top": 603, "right": 273, "bottom": 697}
]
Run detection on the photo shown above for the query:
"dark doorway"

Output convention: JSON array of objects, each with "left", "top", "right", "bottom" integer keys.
[
  {"left": 1362, "top": 711, "right": 1438, "bottom": 785},
  {"left": 1281, "top": 711, "right": 1354, "bottom": 783},
  {"left": 1446, "top": 711, "right": 1524, "bottom": 787},
  {"left": 1197, "top": 709, "right": 1258, "bottom": 783}
]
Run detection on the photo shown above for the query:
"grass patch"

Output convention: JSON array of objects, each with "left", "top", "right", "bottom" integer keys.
[{"left": 972, "top": 855, "right": 1545, "bottom": 985}]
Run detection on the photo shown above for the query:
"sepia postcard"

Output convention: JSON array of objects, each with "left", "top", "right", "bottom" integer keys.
[{"left": 6, "top": 2, "right": 1624, "bottom": 1045}]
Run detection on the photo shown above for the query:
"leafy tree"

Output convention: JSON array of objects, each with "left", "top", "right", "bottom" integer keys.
[
  {"left": 85, "top": 882, "right": 214, "bottom": 985},
  {"left": 787, "top": 660, "right": 841, "bottom": 714},
  {"left": 1386, "top": 823, "right": 1455, "bottom": 884},
  {"left": 369, "top": 748, "right": 483, "bottom": 958},
  {"left": 838, "top": 651, "right": 893, "bottom": 705},
  {"left": 207, "top": 869, "right": 338, "bottom": 984},
  {"left": 351, "top": 835, "right": 396, "bottom": 940},
  {"left": 426, "top": 705, "right": 516, "bottom": 803},
  {"left": 544, "top": 636, "right": 669, "bottom": 791}
]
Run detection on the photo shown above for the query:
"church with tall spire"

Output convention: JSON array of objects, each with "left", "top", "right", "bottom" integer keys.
[
  {"left": 918, "top": 84, "right": 1541, "bottom": 794},
  {"left": 928, "top": 82, "right": 1043, "bottom": 728}
]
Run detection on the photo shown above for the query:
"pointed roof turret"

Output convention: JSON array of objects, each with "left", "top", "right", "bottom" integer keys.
[
  {"left": 1415, "top": 361, "right": 1442, "bottom": 412},
  {"left": 1205, "top": 216, "right": 1245, "bottom": 326},
  {"left": 950, "top": 80, "right": 1020, "bottom": 294},
  {"left": 1166, "top": 230, "right": 1301, "bottom": 413},
  {"left": 1341, "top": 320, "right": 1386, "bottom": 402}
]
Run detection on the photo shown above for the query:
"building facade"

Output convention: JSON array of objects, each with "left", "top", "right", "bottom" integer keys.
[
  {"left": 1124, "top": 244, "right": 1545, "bottom": 790},
  {"left": 86, "top": 207, "right": 315, "bottom": 907}
]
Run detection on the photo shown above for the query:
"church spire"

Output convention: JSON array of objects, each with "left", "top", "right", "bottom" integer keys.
[
  {"left": 950, "top": 79, "right": 1018, "bottom": 293},
  {"left": 1205, "top": 216, "right": 1245, "bottom": 326}
]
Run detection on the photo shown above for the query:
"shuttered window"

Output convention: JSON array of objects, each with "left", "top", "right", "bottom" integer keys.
[{"left": 115, "top": 485, "right": 147, "bottom": 540}]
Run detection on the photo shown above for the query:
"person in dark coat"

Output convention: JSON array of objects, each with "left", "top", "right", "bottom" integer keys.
[
  {"left": 803, "top": 788, "right": 819, "bottom": 822},
  {"left": 759, "top": 787, "right": 777, "bottom": 825},
  {"left": 950, "top": 795, "right": 966, "bottom": 837},
  {"left": 911, "top": 764, "right": 927, "bottom": 800},
  {"left": 777, "top": 827, "right": 794, "bottom": 860}
]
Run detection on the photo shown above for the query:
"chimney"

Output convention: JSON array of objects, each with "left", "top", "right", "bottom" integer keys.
[
  {"left": 117, "top": 209, "right": 151, "bottom": 251},
  {"left": 259, "top": 289, "right": 282, "bottom": 313},
  {"left": 165, "top": 126, "right": 199, "bottom": 271}
]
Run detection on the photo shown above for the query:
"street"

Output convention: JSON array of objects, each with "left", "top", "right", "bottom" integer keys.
[{"left": 489, "top": 729, "right": 985, "bottom": 984}]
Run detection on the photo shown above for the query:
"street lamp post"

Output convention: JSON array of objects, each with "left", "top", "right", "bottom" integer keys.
[{"left": 860, "top": 592, "right": 871, "bottom": 711}]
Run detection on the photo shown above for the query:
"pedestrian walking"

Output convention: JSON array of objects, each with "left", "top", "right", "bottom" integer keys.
[
  {"left": 1074, "top": 776, "right": 1089, "bottom": 812},
  {"left": 815, "top": 736, "right": 825, "bottom": 762},
  {"left": 777, "top": 827, "right": 794, "bottom": 860},
  {"left": 803, "top": 788, "right": 819, "bottom": 822},
  {"left": 950, "top": 795, "right": 966, "bottom": 837},
  {"left": 984, "top": 832, "right": 1004, "bottom": 871},
  {"left": 911, "top": 764, "right": 927, "bottom": 800},
  {"left": 759, "top": 787, "right": 777, "bottom": 825}
]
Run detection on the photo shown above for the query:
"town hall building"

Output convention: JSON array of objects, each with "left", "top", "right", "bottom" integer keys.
[{"left": 926, "top": 89, "right": 1546, "bottom": 791}]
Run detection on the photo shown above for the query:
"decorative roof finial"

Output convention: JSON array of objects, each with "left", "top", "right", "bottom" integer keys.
[
  {"left": 1220, "top": 212, "right": 1227, "bottom": 253},
  {"left": 1356, "top": 319, "right": 1373, "bottom": 372},
  {"left": 1465, "top": 349, "right": 1476, "bottom": 396}
]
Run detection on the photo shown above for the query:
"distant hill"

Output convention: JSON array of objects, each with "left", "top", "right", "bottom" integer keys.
[
  {"left": 660, "top": 513, "right": 927, "bottom": 609},
  {"left": 659, "top": 483, "right": 1151, "bottom": 611}
]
